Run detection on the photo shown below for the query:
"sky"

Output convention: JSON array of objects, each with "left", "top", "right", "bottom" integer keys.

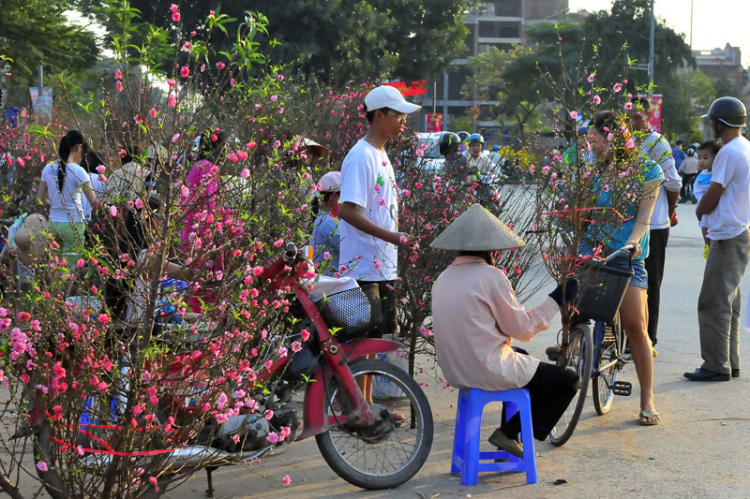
[{"left": 568, "top": 0, "right": 750, "bottom": 67}]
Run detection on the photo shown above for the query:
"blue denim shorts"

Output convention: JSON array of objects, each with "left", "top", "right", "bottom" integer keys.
[{"left": 605, "top": 255, "right": 648, "bottom": 289}]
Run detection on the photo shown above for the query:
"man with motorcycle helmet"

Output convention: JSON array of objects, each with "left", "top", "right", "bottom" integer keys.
[
  {"left": 686, "top": 97, "right": 750, "bottom": 382},
  {"left": 441, "top": 132, "right": 471, "bottom": 179},
  {"left": 466, "top": 133, "right": 493, "bottom": 174}
]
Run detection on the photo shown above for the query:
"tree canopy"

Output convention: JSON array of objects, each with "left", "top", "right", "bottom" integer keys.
[
  {"left": 83, "top": 0, "right": 472, "bottom": 85},
  {"left": 466, "top": 0, "right": 704, "bottom": 139},
  {"left": 0, "top": 0, "right": 100, "bottom": 81}
]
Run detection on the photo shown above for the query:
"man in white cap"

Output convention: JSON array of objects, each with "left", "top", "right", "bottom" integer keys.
[
  {"left": 431, "top": 204, "right": 579, "bottom": 457},
  {"left": 337, "top": 85, "right": 421, "bottom": 339}
]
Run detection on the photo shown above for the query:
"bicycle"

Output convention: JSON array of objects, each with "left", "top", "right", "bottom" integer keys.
[{"left": 549, "top": 244, "right": 635, "bottom": 446}]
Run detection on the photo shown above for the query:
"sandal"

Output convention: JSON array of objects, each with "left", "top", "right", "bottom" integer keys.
[{"left": 639, "top": 411, "right": 660, "bottom": 426}]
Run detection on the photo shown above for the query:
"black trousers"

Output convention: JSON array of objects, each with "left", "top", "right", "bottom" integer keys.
[
  {"left": 645, "top": 228, "right": 669, "bottom": 345},
  {"left": 501, "top": 360, "right": 580, "bottom": 441},
  {"left": 357, "top": 280, "right": 397, "bottom": 339}
]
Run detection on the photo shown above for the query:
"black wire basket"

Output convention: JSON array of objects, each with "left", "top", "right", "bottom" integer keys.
[
  {"left": 575, "top": 262, "right": 633, "bottom": 323},
  {"left": 316, "top": 283, "right": 383, "bottom": 340}
]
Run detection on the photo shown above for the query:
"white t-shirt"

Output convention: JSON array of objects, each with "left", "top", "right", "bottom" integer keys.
[
  {"left": 82, "top": 172, "right": 104, "bottom": 221},
  {"left": 641, "top": 131, "right": 680, "bottom": 230},
  {"left": 339, "top": 138, "right": 399, "bottom": 281},
  {"left": 703, "top": 136, "right": 750, "bottom": 240},
  {"left": 41, "top": 162, "right": 90, "bottom": 223},
  {"left": 467, "top": 153, "right": 493, "bottom": 174}
]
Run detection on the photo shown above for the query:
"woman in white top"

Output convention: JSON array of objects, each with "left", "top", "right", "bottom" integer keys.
[{"left": 37, "top": 130, "right": 98, "bottom": 261}]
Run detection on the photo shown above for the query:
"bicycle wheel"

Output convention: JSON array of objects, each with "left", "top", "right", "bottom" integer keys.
[
  {"left": 549, "top": 322, "right": 593, "bottom": 447},
  {"left": 316, "top": 359, "right": 433, "bottom": 490},
  {"left": 593, "top": 315, "right": 620, "bottom": 415}
]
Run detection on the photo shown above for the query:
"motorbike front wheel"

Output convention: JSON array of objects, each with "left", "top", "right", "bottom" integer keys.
[{"left": 315, "top": 358, "right": 433, "bottom": 490}]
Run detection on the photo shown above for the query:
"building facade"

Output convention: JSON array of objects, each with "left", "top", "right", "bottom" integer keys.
[{"left": 421, "top": 0, "right": 568, "bottom": 135}]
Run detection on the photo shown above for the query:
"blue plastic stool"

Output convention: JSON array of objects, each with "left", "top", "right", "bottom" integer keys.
[{"left": 451, "top": 388, "right": 538, "bottom": 486}]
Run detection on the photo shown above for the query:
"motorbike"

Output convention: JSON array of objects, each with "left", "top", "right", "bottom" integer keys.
[{"left": 27, "top": 243, "right": 434, "bottom": 498}]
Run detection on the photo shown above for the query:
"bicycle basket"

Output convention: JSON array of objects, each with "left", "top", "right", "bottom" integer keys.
[
  {"left": 575, "top": 263, "right": 633, "bottom": 323},
  {"left": 316, "top": 283, "right": 383, "bottom": 340}
]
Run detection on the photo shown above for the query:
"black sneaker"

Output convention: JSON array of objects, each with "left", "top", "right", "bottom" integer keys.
[{"left": 732, "top": 368, "right": 740, "bottom": 378}]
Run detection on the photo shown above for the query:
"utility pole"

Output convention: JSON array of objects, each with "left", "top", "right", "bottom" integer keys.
[
  {"left": 38, "top": 64, "right": 43, "bottom": 94},
  {"left": 648, "top": 0, "right": 655, "bottom": 91}
]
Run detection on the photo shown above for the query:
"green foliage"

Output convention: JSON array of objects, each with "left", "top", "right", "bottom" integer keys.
[
  {"left": 0, "top": 0, "right": 100, "bottom": 80},
  {"left": 84, "top": 0, "right": 472, "bottom": 85},
  {"left": 469, "top": 0, "right": 696, "bottom": 140}
]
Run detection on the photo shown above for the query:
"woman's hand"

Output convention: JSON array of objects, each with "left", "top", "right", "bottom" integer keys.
[{"left": 625, "top": 239, "right": 642, "bottom": 260}]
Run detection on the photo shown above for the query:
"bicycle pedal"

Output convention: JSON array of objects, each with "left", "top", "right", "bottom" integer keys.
[{"left": 612, "top": 381, "right": 632, "bottom": 396}]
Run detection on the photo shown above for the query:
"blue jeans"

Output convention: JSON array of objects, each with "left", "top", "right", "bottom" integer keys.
[{"left": 606, "top": 255, "right": 648, "bottom": 289}]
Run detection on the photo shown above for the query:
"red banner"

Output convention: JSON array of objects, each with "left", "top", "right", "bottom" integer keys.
[
  {"left": 383, "top": 80, "right": 427, "bottom": 97},
  {"left": 426, "top": 112, "right": 442, "bottom": 132},
  {"left": 639, "top": 94, "right": 663, "bottom": 133}
]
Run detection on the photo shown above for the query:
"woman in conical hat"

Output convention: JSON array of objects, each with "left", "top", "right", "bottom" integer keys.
[{"left": 431, "top": 204, "right": 579, "bottom": 457}]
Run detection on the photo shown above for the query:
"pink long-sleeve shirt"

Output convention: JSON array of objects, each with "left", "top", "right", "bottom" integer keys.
[{"left": 431, "top": 256, "right": 559, "bottom": 391}]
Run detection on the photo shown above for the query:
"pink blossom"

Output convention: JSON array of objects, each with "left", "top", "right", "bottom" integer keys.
[
  {"left": 278, "top": 74, "right": 285, "bottom": 81},
  {"left": 607, "top": 133, "right": 614, "bottom": 142},
  {"left": 172, "top": 12, "right": 180, "bottom": 22},
  {"left": 252, "top": 266, "right": 264, "bottom": 276},
  {"left": 270, "top": 95, "right": 278, "bottom": 102},
  {"left": 283, "top": 475, "right": 291, "bottom": 487},
  {"left": 623, "top": 79, "right": 628, "bottom": 84},
  {"left": 273, "top": 140, "right": 281, "bottom": 148},
  {"left": 300, "top": 329, "right": 310, "bottom": 341},
  {"left": 570, "top": 110, "right": 578, "bottom": 120},
  {"left": 115, "top": 68, "right": 123, "bottom": 80},
  {"left": 168, "top": 96, "right": 177, "bottom": 108},
  {"left": 240, "top": 168, "right": 249, "bottom": 179},
  {"left": 625, "top": 138, "right": 635, "bottom": 149},
  {"left": 149, "top": 107, "right": 157, "bottom": 118},
  {"left": 116, "top": 81, "right": 123, "bottom": 92},
  {"left": 247, "top": 141, "right": 257, "bottom": 149},
  {"left": 216, "top": 61, "right": 225, "bottom": 69},
  {"left": 273, "top": 239, "right": 284, "bottom": 248},
  {"left": 183, "top": 42, "right": 191, "bottom": 50},
  {"left": 267, "top": 432, "right": 280, "bottom": 443},
  {"left": 98, "top": 314, "right": 112, "bottom": 324},
  {"left": 613, "top": 83, "right": 623, "bottom": 93},
  {"left": 292, "top": 341, "right": 302, "bottom": 353},
  {"left": 109, "top": 205, "right": 118, "bottom": 217},
  {"left": 36, "top": 461, "right": 48, "bottom": 472},
  {"left": 135, "top": 197, "right": 143, "bottom": 209},
  {"left": 587, "top": 73, "right": 595, "bottom": 83},
  {"left": 592, "top": 95, "right": 601, "bottom": 105},
  {"left": 172, "top": 133, "right": 180, "bottom": 143},
  {"left": 76, "top": 259, "right": 85, "bottom": 269},
  {"left": 529, "top": 164, "right": 536, "bottom": 174},
  {"left": 237, "top": 150, "right": 248, "bottom": 161},
  {"left": 169, "top": 3, "right": 178, "bottom": 13},
  {"left": 624, "top": 102, "right": 634, "bottom": 110},
  {"left": 180, "top": 66, "right": 190, "bottom": 78},
  {"left": 542, "top": 165, "right": 551, "bottom": 174},
  {"left": 167, "top": 79, "right": 177, "bottom": 87}
]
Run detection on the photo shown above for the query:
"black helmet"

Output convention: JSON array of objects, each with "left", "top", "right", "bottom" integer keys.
[
  {"left": 439, "top": 132, "right": 462, "bottom": 157},
  {"left": 457, "top": 131, "right": 470, "bottom": 142},
  {"left": 703, "top": 97, "right": 747, "bottom": 128}
]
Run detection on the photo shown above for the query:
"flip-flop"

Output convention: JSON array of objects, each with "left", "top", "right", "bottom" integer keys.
[
  {"left": 639, "top": 411, "right": 660, "bottom": 426},
  {"left": 652, "top": 348, "right": 659, "bottom": 358}
]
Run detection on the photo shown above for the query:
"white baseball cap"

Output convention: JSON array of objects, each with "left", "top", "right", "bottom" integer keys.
[
  {"left": 365, "top": 85, "right": 422, "bottom": 114},
  {"left": 318, "top": 171, "right": 341, "bottom": 193}
]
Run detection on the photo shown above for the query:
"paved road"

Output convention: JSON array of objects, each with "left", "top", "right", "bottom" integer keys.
[{"left": 11, "top": 202, "right": 750, "bottom": 498}]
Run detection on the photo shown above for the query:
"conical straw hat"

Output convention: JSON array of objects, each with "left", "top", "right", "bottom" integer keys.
[{"left": 430, "top": 204, "right": 525, "bottom": 251}]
